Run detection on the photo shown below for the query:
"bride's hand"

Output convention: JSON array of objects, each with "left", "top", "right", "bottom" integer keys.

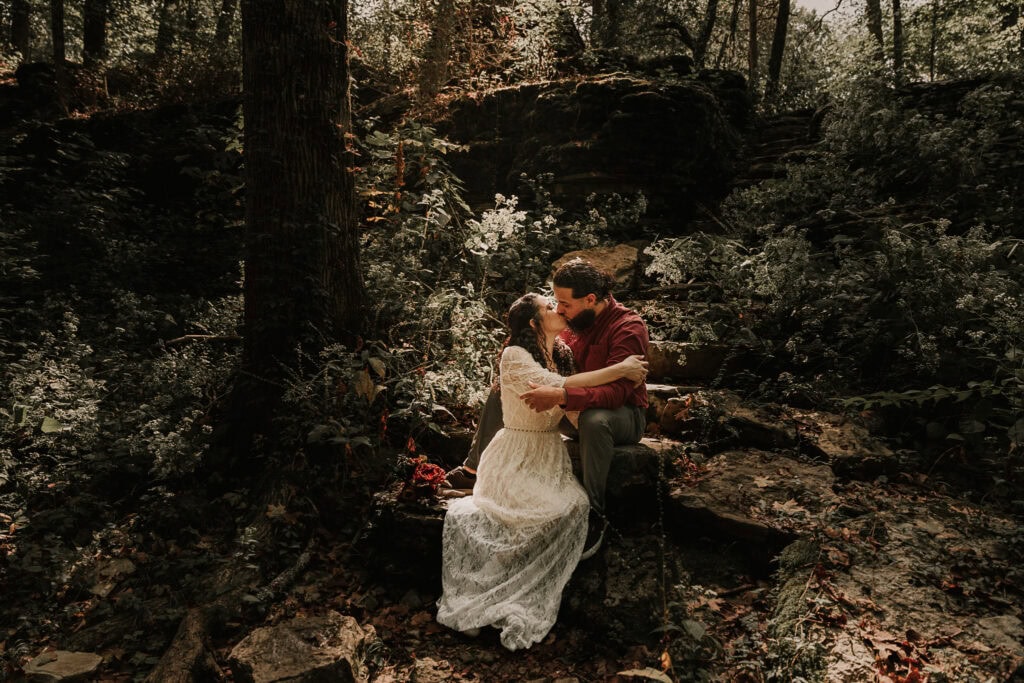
[{"left": 618, "top": 354, "right": 649, "bottom": 384}]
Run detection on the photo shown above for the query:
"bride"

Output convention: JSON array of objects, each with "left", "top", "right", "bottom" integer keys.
[{"left": 435, "top": 292, "right": 647, "bottom": 650}]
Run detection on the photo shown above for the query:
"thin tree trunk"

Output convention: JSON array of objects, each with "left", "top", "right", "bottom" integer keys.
[
  {"left": 694, "top": 0, "right": 721, "bottom": 69},
  {"left": 155, "top": 0, "right": 180, "bottom": 61},
  {"left": 865, "top": 0, "right": 884, "bottom": 62},
  {"left": 214, "top": 0, "right": 238, "bottom": 43},
  {"left": 418, "top": 0, "right": 455, "bottom": 98},
  {"left": 51, "top": 0, "right": 65, "bottom": 66},
  {"left": 892, "top": 0, "right": 904, "bottom": 83},
  {"left": 591, "top": 0, "right": 610, "bottom": 48},
  {"left": 11, "top": 0, "right": 31, "bottom": 61},
  {"left": 716, "top": 0, "right": 743, "bottom": 69},
  {"left": 929, "top": 0, "right": 939, "bottom": 80},
  {"left": 50, "top": 0, "right": 68, "bottom": 113},
  {"left": 765, "top": 0, "right": 790, "bottom": 99},
  {"left": 83, "top": 0, "right": 109, "bottom": 66},
  {"left": 748, "top": 0, "right": 758, "bottom": 93}
]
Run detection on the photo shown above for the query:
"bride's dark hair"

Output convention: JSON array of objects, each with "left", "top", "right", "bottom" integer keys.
[{"left": 502, "top": 294, "right": 574, "bottom": 376}]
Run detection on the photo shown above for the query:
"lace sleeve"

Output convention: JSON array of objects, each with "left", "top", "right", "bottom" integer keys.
[{"left": 500, "top": 346, "right": 567, "bottom": 395}]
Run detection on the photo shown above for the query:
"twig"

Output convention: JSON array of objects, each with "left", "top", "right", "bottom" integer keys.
[{"left": 162, "top": 334, "right": 242, "bottom": 346}]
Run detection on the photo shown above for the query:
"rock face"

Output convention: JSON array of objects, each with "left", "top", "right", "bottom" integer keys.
[
  {"left": 438, "top": 73, "right": 748, "bottom": 230},
  {"left": 228, "top": 612, "right": 376, "bottom": 683}
]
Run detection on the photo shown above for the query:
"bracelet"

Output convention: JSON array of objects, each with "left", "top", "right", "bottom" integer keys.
[{"left": 561, "top": 388, "right": 568, "bottom": 406}]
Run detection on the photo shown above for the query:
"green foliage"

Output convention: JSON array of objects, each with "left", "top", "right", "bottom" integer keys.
[{"left": 353, "top": 121, "right": 620, "bottom": 435}]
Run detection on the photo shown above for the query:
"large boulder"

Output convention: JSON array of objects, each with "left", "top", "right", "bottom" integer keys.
[{"left": 438, "top": 73, "right": 747, "bottom": 230}]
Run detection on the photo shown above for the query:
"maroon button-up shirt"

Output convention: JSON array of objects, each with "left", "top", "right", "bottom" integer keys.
[{"left": 561, "top": 295, "right": 649, "bottom": 412}]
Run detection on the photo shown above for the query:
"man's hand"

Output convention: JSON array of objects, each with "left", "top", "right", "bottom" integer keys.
[{"left": 519, "top": 383, "right": 565, "bottom": 412}]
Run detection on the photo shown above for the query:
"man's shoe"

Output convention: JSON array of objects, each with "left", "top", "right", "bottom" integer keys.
[
  {"left": 442, "top": 465, "right": 477, "bottom": 491},
  {"left": 580, "top": 517, "right": 607, "bottom": 560}
]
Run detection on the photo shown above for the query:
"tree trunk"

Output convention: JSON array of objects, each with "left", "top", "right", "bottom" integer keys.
[
  {"left": 418, "top": 0, "right": 456, "bottom": 99},
  {"left": 50, "top": 0, "right": 65, "bottom": 66},
  {"left": 155, "top": 0, "right": 181, "bottom": 61},
  {"left": 892, "top": 0, "right": 904, "bottom": 83},
  {"left": 50, "top": 0, "right": 68, "bottom": 113},
  {"left": 694, "top": 0, "right": 721, "bottom": 69},
  {"left": 83, "top": 0, "right": 109, "bottom": 66},
  {"left": 715, "top": 0, "right": 743, "bottom": 68},
  {"left": 864, "top": 0, "right": 884, "bottom": 62},
  {"left": 11, "top": 0, "right": 31, "bottom": 61},
  {"left": 765, "top": 0, "right": 790, "bottom": 99},
  {"left": 214, "top": 0, "right": 238, "bottom": 43},
  {"left": 184, "top": 0, "right": 200, "bottom": 44},
  {"left": 747, "top": 0, "right": 758, "bottom": 93},
  {"left": 928, "top": 0, "right": 939, "bottom": 81},
  {"left": 591, "top": 0, "right": 625, "bottom": 49},
  {"left": 238, "top": 0, "right": 363, "bottom": 448}
]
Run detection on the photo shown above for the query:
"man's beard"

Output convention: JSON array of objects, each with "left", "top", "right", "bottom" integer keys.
[{"left": 566, "top": 308, "right": 596, "bottom": 332}]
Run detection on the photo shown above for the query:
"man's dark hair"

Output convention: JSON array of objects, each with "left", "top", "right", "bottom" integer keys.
[{"left": 552, "top": 259, "right": 613, "bottom": 300}]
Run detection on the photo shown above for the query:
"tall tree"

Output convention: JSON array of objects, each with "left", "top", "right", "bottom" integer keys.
[
  {"left": 591, "top": 0, "right": 625, "bottom": 49},
  {"left": 83, "top": 0, "right": 109, "bottom": 66},
  {"left": 892, "top": 0, "right": 904, "bottom": 82},
  {"left": 50, "top": 0, "right": 65, "bottom": 66},
  {"left": 214, "top": 0, "right": 238, "bottom": 43},
  {"left": 865, "top": 0, "right": 884, "bottom": 62},
  {"left": 715, "top": 0, "right": 743, "bottom": 68},
  {"left": 694, "top": 0, "right": 722, "bottom": 69},
  {"left": 418, "top": 0, "right": 456, "bottom": 98},
  {"left": 155, "top": 0, "right": 181, "bottom": 61},
  {"left": 765, "top": 0, "right": 790, "bottom": 98},
  {"left": 11, "top": 0, "right": 31, "bottom": 61},
  {"left": 238, "top": 0, "right": 364, "bottom": 443},
  {"left": 748, "top": 0, "right": 758, "bottom": 92}
]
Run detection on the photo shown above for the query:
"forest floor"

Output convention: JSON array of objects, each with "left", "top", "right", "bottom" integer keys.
[{"left": 2, "top": 88, "right": 1023, "bottom": 682}]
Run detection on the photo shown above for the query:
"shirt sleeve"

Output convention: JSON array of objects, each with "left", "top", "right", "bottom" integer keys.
[
  {"left": 563, "top": 317, "right": 648, "bottom": 411},
  {"left": 499, "top": 346, "right": 567, "bottom": 396}
]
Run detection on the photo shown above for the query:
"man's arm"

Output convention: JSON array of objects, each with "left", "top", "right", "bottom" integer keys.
[
  {"left": 519, "top": 354, "right": 646, "bottom": 412},
  {"left": 519, "top": 315, "right": 649, "bottom": 412},
  {"left": 563, "top": 316, "right": 648, "bottom": 411}
]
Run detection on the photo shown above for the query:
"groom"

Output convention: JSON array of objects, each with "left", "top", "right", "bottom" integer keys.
[{"left": 442, "top": 258, "right": 649, "bottom": 558}]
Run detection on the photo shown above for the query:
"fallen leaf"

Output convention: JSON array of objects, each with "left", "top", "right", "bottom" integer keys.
[
  {"left": 772, "top": 499, "right": 808, "bottom": 516},
  {"left": 752, "top": 475, "right": 772, "bottom": 488},
  {"left": 618, "top": 667, "right": 673, "bottom": 683}
]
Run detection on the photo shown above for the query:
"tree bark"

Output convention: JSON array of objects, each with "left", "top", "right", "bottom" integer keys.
[
  {"left": 418, "top": 0, "right": 456, "bottom": 99},
  {"left": 864, "top": 0, "right": 884, "bottom": 62},
  {"left": 155, "top": 0, "right": 181, "bottom": 61},
  {"left": 892, "top": 0, "right": 904, "bottom": 83},
  {"left": 50, "top": 0, "right": 65, "bottom": 66},
  {"left": 83, "top": 0, "right": 109, "bottom": 66},
  {"left": 591, "top": 0, "right": 626, "bottom": 49},
  {"left": 715, "top": 0, "right": 743, "bottom": 68},
  {"left": 11, "top": 0, "right": 31, "bottom": 61},
  {"left": 50, "top": 0, "right": 69, "bottom": 113},
  {"left": 694, "top": 0, "right": 721, "bottom": 69},
  {"left": 748, "top": 0, "right": 758, "bottom": 93},
  {"left": 238, "top": 0, "right": 364, "bottom": 447},
  {"left": 765, "top": 0, "right": 790, "bottom": 99},
  {"left": 214, "top": 0, "right": 238, "bottom": 43}
]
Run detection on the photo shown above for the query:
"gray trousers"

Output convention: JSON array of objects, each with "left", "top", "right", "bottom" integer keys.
[{"left": 464, "top": 388, "right": 646, "bottom": 514}]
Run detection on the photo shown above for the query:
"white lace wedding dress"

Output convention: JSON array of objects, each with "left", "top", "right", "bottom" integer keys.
[{"left": 435, "top": 345, "right": 589, "bottom": 650}]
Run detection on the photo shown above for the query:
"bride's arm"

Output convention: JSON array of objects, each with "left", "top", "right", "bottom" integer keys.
[{"left": 563, "top": 354, "right": 647, "bottom": 388}]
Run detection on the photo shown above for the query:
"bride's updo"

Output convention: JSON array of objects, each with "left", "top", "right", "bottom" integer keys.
[{"left": 503, "top": 294, "right": 574, "bottom": 376}]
